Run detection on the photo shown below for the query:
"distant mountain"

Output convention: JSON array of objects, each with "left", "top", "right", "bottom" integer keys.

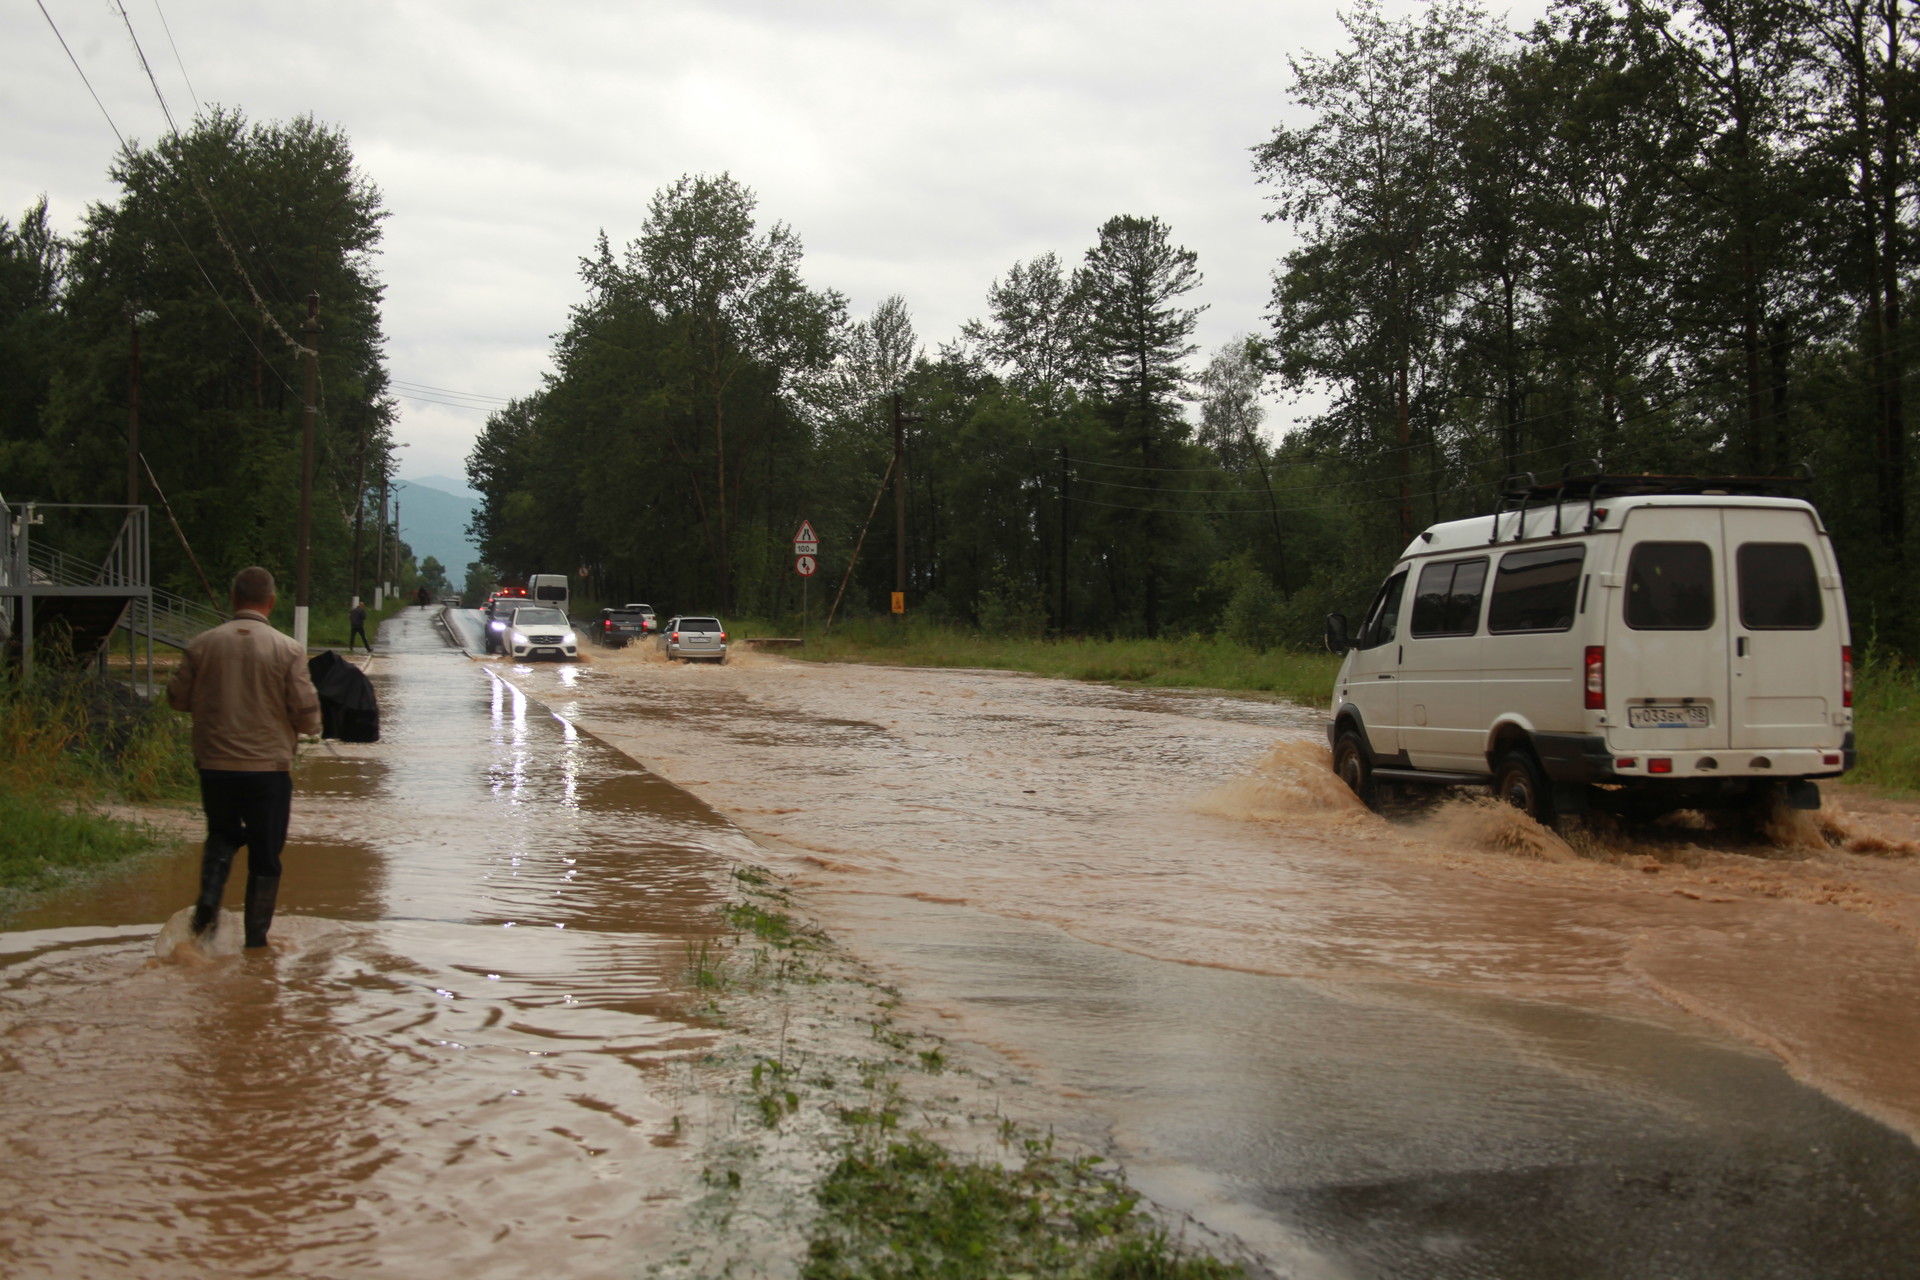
[
  {"left": 393, "top": 477, "right": 483, "bottom": 577},
  {"left": 406, "top": 473, "right": 482, "bottom": 501}
]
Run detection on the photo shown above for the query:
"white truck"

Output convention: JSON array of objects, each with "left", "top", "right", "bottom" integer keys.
[{"left": 1325, "top": 474, "right": 1854, "bottom": 824}]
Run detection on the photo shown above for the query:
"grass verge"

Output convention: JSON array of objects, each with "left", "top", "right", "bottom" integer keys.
[
  {"left": 0, "top": 664, "right": 197, "bottom": 902},
  {"left": 793, "top": 619, "right": 1339, "bottom": 707},
  {"left": 803, "top": 1132, "right": 1239, "bottom": 1280},
  {"left": 661, "top": 863, "right": 1245, "bottom": 1279},
  {"left": 1851, "top": 658, "right": 1920, "bottom": 797}
]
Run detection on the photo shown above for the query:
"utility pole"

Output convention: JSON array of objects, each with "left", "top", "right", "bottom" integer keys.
[
  {"left": 1058, "top": 447, "right": 1070, "bottom": 632},
  {"left": 295, "top": 293, "right": 319, "bottom": 649},
  {"left": 126, "top": 310, "right": 142, "bottom": 507},
  {"left": 374, "top": 468, "right": 388, "bottom": 609},
  {"left": 350, "top": 423, "right": 368, "bottom": 606},
  {"left": 392, "top": 492, "right": 402, "bottom": 593},
  {"left": 890, "top": 392, "right": 922, "bottom": 618}
]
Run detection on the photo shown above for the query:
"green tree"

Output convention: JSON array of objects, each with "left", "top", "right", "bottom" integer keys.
[
  {"left": 50, "top": 108, "right": 392, "bottom": 601},
  {"left": 1254, "top": 0, "right": 1500, "bottom": 542},
  {"left": 1071, "top": 214, "right": 1206, "bottom": 637},
  {"left": 627, "top": 173, "right": 844, "bottom": 608},
  {"left": 0, "top": 196, "right": 66, "bottom": 496}
]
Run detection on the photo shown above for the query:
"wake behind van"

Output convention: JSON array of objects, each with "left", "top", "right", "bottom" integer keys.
[{"left": 1324, "top": 474, "right": 1854, "bottom": 824}]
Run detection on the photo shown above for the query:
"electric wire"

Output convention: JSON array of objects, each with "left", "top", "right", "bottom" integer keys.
[
  {"left": 148, "top": 0, "right": 199, "bottom": 116},
  {"left": 113, "top": 0, "right": 314, "bottom": 359},
  {"left": 36, "top": 0, "right": 300, "bottom": 400}
]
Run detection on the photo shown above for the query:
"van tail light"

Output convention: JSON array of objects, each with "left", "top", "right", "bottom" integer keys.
[
  {"left": 671, "top": 631, "right": 680, "bottom": 642},
  {"left": 1584, "top": 646, "right": 1605, "bottom": 710},
  {"left": 719, "top": 631, "right": 727, "bottom": 642},
  {"left": 1842, "top": 646, "right": 1853, "bottom": 708}
]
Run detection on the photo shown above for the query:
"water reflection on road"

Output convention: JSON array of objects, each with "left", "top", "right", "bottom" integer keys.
[{"left": 0, "top": 608, "right": 750, "bottom": 1280}]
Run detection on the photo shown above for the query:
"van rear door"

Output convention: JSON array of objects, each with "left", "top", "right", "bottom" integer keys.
[
  {"left": 1606, "top": 506, "right": 1730, "bottom": 752},
  {"left": 1723, "top": 506, "right": 1845, "bottom": 750}
]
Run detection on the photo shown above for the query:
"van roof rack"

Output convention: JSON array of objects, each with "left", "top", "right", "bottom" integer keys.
[
  {"left": 1487, "top": 471, "right": 1813, "bottom": 544},
  {"left": 1497, "top": 472, "right": 1813, "bottom": 502}
]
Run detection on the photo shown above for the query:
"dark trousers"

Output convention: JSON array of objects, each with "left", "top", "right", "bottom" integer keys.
[
  {"left": 348, "top": 621, "right": 371, "bottom": 650},
  {"left": 195, "top": 770, "right": 292, "bottom": 944}
]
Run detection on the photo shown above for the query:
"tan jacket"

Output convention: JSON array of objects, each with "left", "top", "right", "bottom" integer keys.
[{"left": 167, "top": 609, "right": 323, "bottom": 771}]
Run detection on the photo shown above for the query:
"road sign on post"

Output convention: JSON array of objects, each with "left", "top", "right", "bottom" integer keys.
[
  {"left": 793, "top": 519, "right": 818, "bottom": 557},
  {"left": 891, "top": 592, "right": 905, "bottom": 615},
  {"left": 795, "top": 554, "right": 817, "bottom": 577}
]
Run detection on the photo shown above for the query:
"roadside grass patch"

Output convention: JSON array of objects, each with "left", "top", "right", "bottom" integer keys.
[
  {"left": 1852, "top": 659, "right": 1920, "bottom": 796},
  {"left": 802, "top": 1133, "right": 1240, "bottom": 1280},
  {"left": 723, "top": 900, "right": 796, "bottom": 944},
  {"left": 669, "top": 859, "right": 1247, "bottom": 1279},
  {"left": 795, "top": 622, "right": 1339, "bottom": 707},
  {"left": 0, "top": 664, "right": 196, "bottom": 903},
  {"left": 0, "top": 789, "right": 154, "bottom": 893}
]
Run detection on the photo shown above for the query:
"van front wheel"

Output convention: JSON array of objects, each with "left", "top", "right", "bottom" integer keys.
[
  {"left": 1492, "top": 751, "right": 1554, "bottom": 827},
  {"left": 1333, "top": 730, "right": 1375, "bottom": 808}
]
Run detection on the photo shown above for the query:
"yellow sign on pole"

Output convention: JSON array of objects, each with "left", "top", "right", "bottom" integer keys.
[{"left": 890, "top": 592, "right": 905, "bottom": 615}]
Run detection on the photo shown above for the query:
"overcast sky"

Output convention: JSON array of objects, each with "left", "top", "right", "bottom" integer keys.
[{"left": 5, "top": 0, "right": 1545, "bottom": 484}]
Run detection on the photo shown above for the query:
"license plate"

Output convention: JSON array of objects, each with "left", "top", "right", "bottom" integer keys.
[{"left": 1628, "top": 704, "right": 1710, "bottom": 729}]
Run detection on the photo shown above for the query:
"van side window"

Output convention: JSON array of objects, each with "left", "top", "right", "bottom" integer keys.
[
  {"left": 1488, "top": 545, "right": 1585, "bottom": 632},
  {"left": 1359, "top": 569, "right": 1409, "bottom": 649},
  {"left": 1411, "top": 558, "right": 1488, "bottom": 637},
  {"left": 1738, "top": 543, "right": 1824, "bottom": 630},
  {"left": 1625, "top": 542, "right": 1714, "bottom": 630}
]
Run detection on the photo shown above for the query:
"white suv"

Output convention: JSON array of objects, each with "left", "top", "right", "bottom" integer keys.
[{"left": 500, "top": 605, "right": 578, "bottom": 662}]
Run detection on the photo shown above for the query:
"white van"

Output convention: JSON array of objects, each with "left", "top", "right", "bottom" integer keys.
[
  {"left": 1325, "top": 475, "right": 1854, "bottom": 823},
  {"left": 528, "top": 573, "right": 570, "bottom": 617}
]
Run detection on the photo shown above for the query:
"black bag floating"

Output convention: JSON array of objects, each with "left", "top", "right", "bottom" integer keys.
[{"left": 306, "top": 650, "right": 380, "bottom": 743}]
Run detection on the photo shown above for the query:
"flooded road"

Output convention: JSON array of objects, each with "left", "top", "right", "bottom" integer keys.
[
  {"left": 0, "top": 608, "right": 755, "bottom": 1279},
  {"left": 508, "top": 638, "right": 1920, "bottom": 1279}
]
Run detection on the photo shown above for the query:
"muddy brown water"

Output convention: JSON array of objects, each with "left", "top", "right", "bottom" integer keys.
[
  {"left": 509, "top": 638, "right": 1920, "bottom": 1279},
  {"left": 9, "top": 608, "right": 1920, "bottom": 1278},
  {"left": 0, "top": 608, "right": 754, "bottom": 1279}
]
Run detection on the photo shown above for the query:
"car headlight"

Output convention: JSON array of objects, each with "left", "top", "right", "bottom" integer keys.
[
  {"left": 490, "top": 619, "right": 505, "bottom": 630},
  {"left": 562, "top": 632, "right": 576, "bottom": 645},
  {"left": 511, "top": 631, "right": 527, "bottom": 644}
]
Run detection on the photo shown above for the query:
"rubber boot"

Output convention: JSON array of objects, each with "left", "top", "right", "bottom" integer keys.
[
  {"left": 243, "top": 874, "right": 280, "bottom": 949},
  {"left": 192, "top": 839, "right": 238, "bottom": 936}
]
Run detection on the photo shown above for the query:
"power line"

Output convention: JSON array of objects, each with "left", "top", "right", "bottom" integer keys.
[
  {"left": 36, "top": 0, "right": 300, "bottom": 399},
  {"left": 148, "top": 0, "right": 199, "bottom": 116},
  {"left": 390, "top": 380, "right": 514, "bottom": 405},
  {"left": 392, "top": 390, "right": 510, "bottom": 413}
]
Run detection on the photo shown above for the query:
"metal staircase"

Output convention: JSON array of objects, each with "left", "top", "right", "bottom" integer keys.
[{"left": 2, "top": 496, "right": 222, "bottom": 686}]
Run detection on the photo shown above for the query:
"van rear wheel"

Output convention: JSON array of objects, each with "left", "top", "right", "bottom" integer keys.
[
  {"left": 1492, "top": 750, "right": 1554, "bottom": 827},
  {"left": 1333, "top": 730, "right": 1375, "bottom": 808}
]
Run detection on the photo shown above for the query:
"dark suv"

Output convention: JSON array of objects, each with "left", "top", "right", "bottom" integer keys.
[{"left": 591, "top": 606, "right": 654, "bottom": 648}]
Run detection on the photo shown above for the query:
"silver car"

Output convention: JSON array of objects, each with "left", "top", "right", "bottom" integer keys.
[{"left": 660, "top": 615, "right": 728, "bottom": 663}]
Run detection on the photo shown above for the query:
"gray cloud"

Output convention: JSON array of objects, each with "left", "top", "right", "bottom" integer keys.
[{"left": 5, "top": 0, "right": 1546, "bottom": 480}]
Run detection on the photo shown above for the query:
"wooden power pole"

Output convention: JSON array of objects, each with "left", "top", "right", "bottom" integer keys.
[{"left": 295, "top": 293, "right": 319, "bottom": 648}]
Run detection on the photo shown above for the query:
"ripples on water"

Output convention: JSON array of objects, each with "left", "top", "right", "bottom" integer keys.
[{"left": 0, "top": 623, "right": 752, "bottom": 1279}]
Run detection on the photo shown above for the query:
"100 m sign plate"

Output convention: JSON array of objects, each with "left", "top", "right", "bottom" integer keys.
[{"left": 1628, "top": 704, "right": 1710, "bottom": 729}]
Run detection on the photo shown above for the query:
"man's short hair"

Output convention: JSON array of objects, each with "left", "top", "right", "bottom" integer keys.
[{"left": 231, "top": 566, "right": 275, "bottom": 608}]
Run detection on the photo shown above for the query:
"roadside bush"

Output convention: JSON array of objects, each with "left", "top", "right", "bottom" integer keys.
[{"left": 977, "top": 569, "right": 1049, "bottom": 639}]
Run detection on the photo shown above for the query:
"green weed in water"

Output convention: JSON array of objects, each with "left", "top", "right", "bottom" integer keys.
[{"left": 801, "top": 1133, "right": 1241, "bottom": 1280}]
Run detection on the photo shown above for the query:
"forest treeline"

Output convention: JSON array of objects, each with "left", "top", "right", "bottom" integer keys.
[
  {"left": 3, "top": 0, "right": 1912, "bottom": 653},
  {"left": 0, "top": 107, "right": 412, "bottom": 608},
  {"left": 467, "top": 0, "right": 1917, "bottom": 650}
]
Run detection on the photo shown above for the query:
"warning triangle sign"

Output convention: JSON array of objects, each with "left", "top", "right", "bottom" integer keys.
[{"left": 793, "top": 520, "right": 818, "bottom": 543}]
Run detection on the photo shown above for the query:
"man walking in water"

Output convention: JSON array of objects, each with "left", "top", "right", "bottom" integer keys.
[
  {"left": 347, "top": 596, "right": 371, "bottom": 652},
  {"left": 168, "top": 567, "right": 322, "bottom": 948}
]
